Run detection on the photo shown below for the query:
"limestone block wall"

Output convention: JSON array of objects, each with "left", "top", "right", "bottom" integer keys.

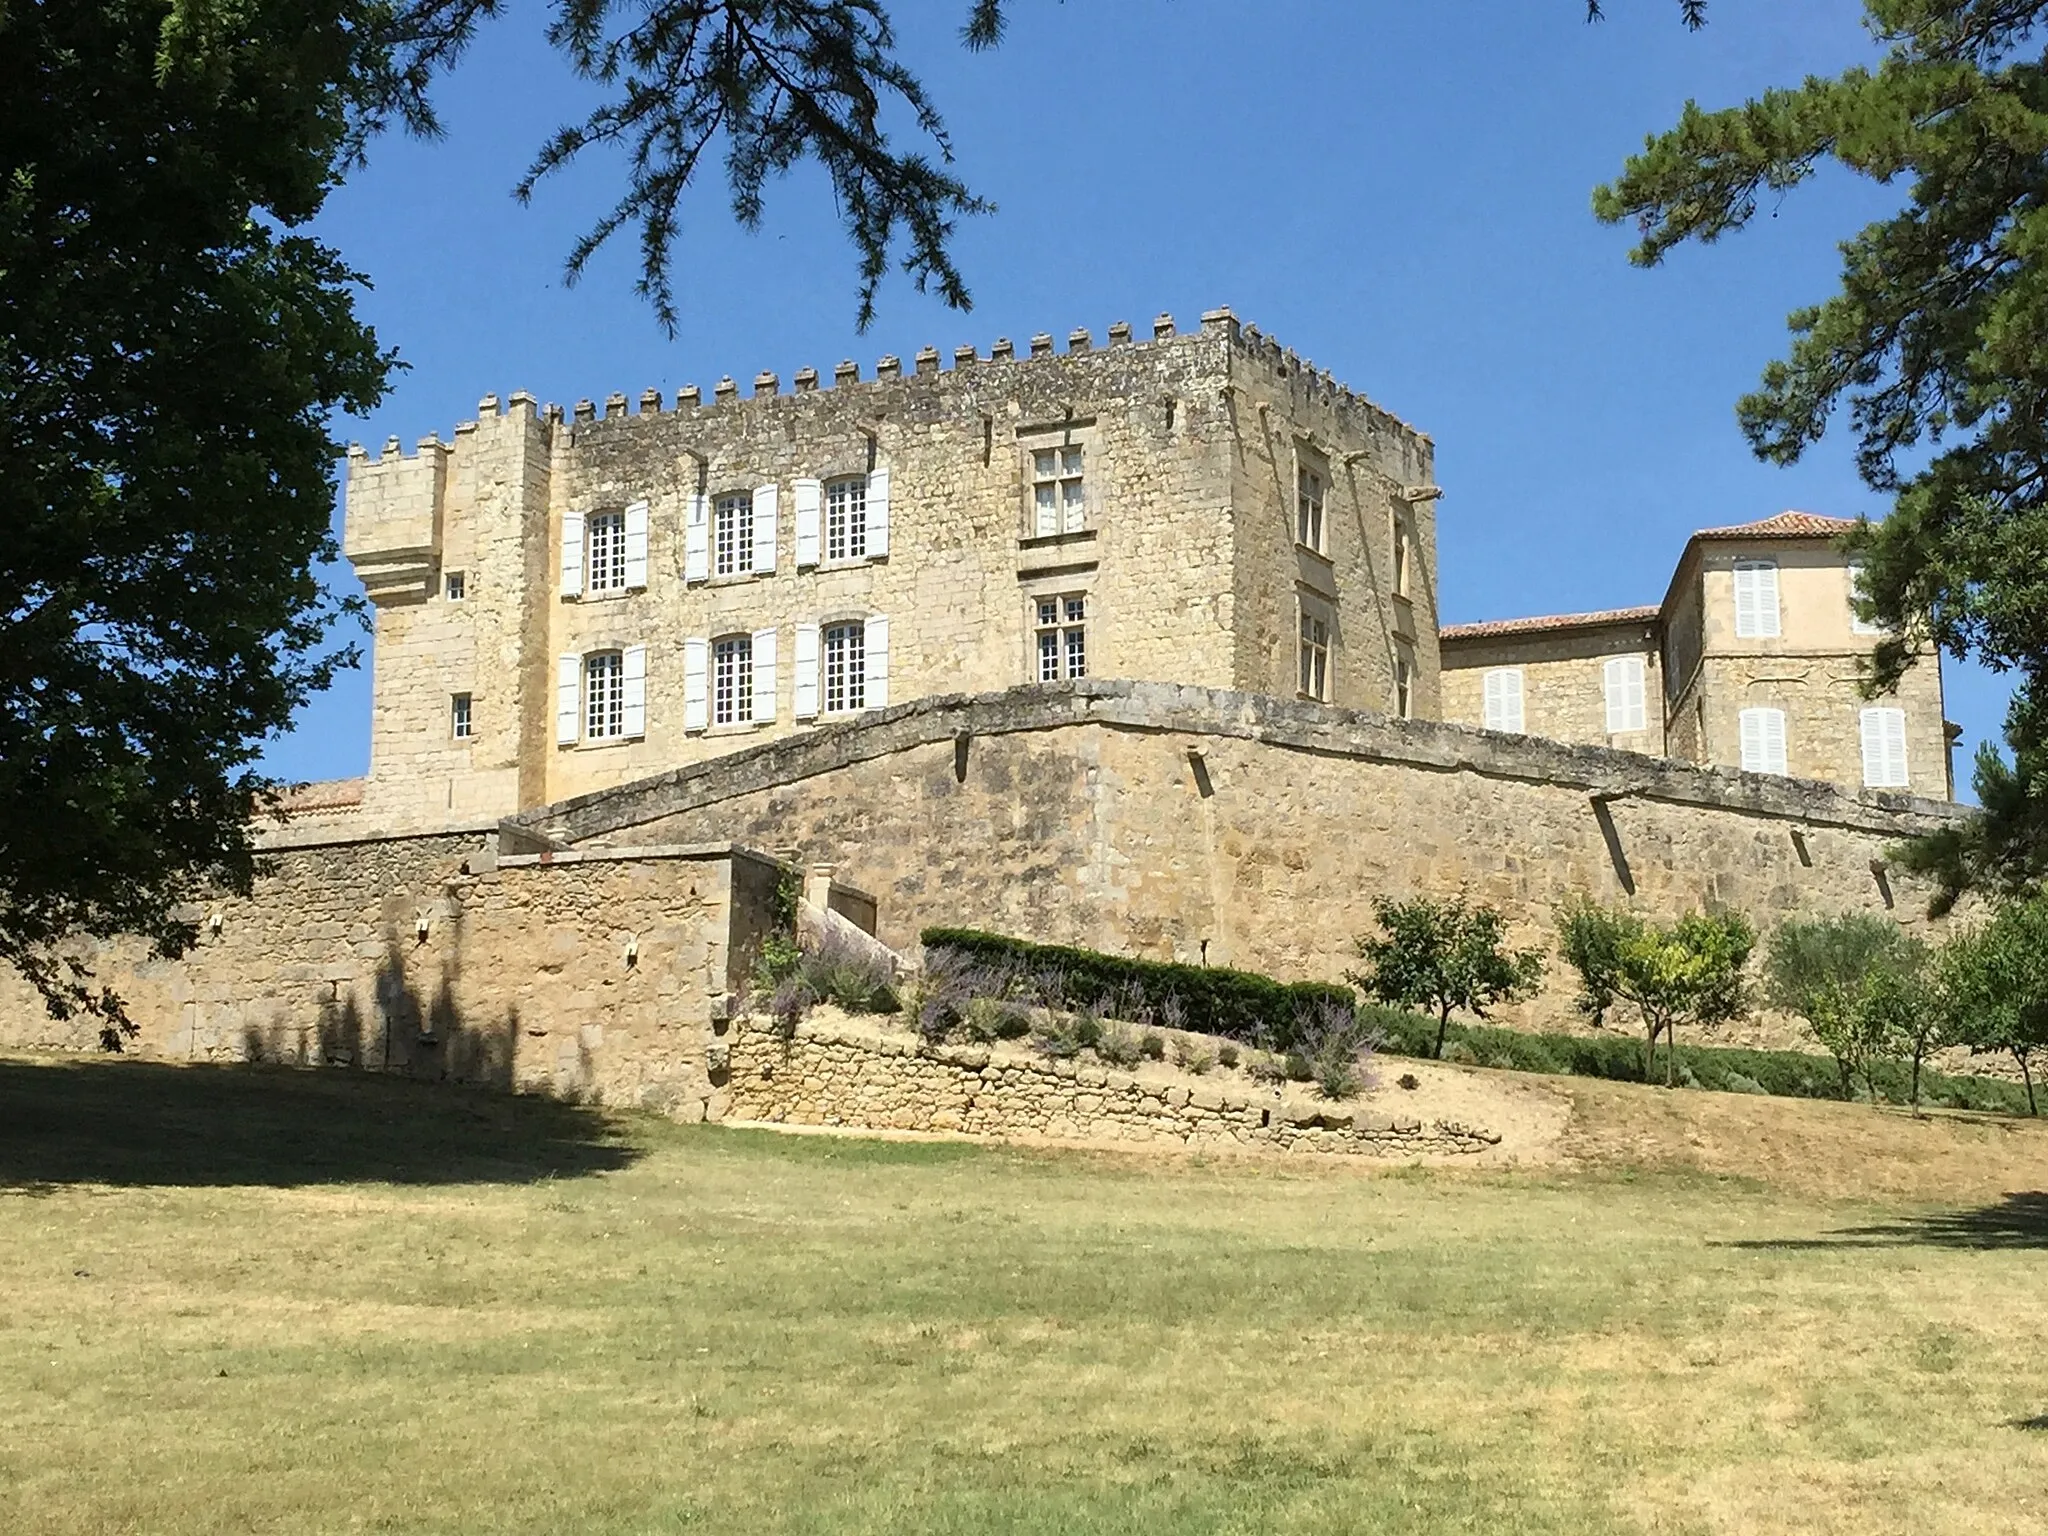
[
  {"left": 722, "top": 1012, "right": 1502, "bottom": 1157},
  {"left": 1442, "top": 625, "right": 1666, "bottom": 756},
  {"left": 523, "top": 681, "right": 1964, "bottom": 1041},
  {"left": 0, "top": 837, "right": 785, "bottom": 1118},
  {"left": 1222, "top": 320, "right": 1437, "bottom": 718}
]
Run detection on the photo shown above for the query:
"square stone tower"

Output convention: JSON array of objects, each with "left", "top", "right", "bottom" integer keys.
[{"left": 340, "top": 310, "right": 1439, "bottom": 833}]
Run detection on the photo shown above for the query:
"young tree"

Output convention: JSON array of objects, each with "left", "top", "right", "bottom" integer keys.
[
  {"left": 2, "top": 2, "right": 392, "bottom": 1042},
  {"left": 1556, "top": 901, "right": 1756, "bottom": 1084},
  {"left": 1939, "top": 896, "right": 2048, "bottom": 1115},
  {"left": 1595, "top": 3, "right": 2048, "bottom": 909},
  {"left": 1348, "top": 895, "right": 1545, "bottom": 1060},
  {"left": 1764, "top": 914, "right": 1927, "bottom": 1102}
]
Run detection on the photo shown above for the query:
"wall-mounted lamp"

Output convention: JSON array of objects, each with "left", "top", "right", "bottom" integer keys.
[
  {"left": 206, "top": 910, "right": 224, "bottom": 938},
  {"left": 624, "top": 934, "right": 640, "bottom": 968},
  {"left": 414, "top": 912, "right": 431, "bottom": 944}
]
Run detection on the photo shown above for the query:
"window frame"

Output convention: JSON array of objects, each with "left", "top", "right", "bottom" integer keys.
[
  {"left": 825, "top": 474, "right": 870, "bottom": 564},
  {"left": 1393, "top": 644, "right": 1415, "bottom": 719},
  {"left": 822, "top": 620, "right": 868, "bottom": 715},
  {"left": 712, "top": 491, "right": 753, "bottom": 579},
  {"left": 444, "top": 570, "right": 466, "bottom": 601},
  {"left": 586, "top": 512, "right": 628, "bottom": 594},
  {"left": 712, "top": 633, "right": 756, "bottom": 728},
  {"left": 450, "top": 692, "right": 472, "bottom": 740},
  {"left": 1847, "top": 560, "right": 1882, "bottom": 636},
  {"left": 1297, "top": 602, "right": 1331, "bottom": 702},
  {"left": 1295, "top": 452, "right": 1328, "bottom": 556},
  {"left": 1033, "top": 593, "right": 1089, "bottom": 683},
  {"left": 583, "top": 650, "right": 626, "bottom": 740}
]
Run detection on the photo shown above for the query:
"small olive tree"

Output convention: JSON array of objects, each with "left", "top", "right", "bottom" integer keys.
[
  {"left": 1349, "top": 895, "right": 1545, "bottom": 1060},
  {"left": 1555, "top": 899, "right": 1755, "bottom": 1085},
  {"left": 1939, "top": 897, "right": 2048, "bottom": 1116},
  {"left": 1765, "top": 914, "right": 1932, "bottom": 1104}
]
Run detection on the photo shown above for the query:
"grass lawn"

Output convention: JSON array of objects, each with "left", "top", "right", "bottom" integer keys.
[{"left": 2, "top": 1054, "right": 2045, "bottom": 1535}]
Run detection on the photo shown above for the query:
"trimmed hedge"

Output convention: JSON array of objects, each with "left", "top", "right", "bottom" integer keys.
[
  {"left": 1377, "top": 1012, "right": 2033, "bottom": 1115},
  {"left": 919, "top": 927, "right": 1352, "bottom": 1048}
]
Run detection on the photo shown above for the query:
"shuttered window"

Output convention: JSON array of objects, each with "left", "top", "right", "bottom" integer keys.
[
  {"left": 1603, "top": 656, "right": 1646, "bottom": 733},
  {"left": 584, "top": 651, "right": 625, "bottom": 739},
  {"left": 713, "top": 635, "right": 754, "bottom": 727},
  {"left": 826, "top": 476, "right": 868, "bottom": 561},
  {"left": 1482, "top": 668, "right": 1524, "bottom": 732},
  {"left": 1739, "top": 707, "right": 1787, "bottom": 775},
  {"left": 1848, "top": 560, "right": 1881, "bottom": 635},
  {"left": 587, "top": 513, "right": 627, "bottom": 593},
  {"left": 823, "top": 621, "right": 866, "bottom": 714},
  {"left": 1860, "top": 706, "right": 1909, "bottom": 788},
  {"left": 713, "top": 492, "right": 751, "bottom": 577},
  {"left": 1733, "top": 560, "right": 1781, "bottom": 638}
]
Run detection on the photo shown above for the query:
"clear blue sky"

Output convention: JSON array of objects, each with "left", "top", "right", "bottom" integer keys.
[{"left": 271, "top": 0, "right": 2014, "bottom": 798}]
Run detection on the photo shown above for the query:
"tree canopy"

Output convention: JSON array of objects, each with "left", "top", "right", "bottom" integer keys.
[
  {"left": 1595, "top": 1, "right": 2048, "bottom": 907},
  {"left": 0, "top": 1, "right": 392, "bottom": 1040}
]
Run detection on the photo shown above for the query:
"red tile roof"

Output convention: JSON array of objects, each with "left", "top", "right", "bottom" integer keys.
[
  {"left": 1690, "top": 510, "right": 1858, "bottom": 541},
  {"left": 1439, "top": 605, "right": 1661, "bottom": 642},
  {"left": 270, "top": 778, "right": 366, "bottom": 813}
]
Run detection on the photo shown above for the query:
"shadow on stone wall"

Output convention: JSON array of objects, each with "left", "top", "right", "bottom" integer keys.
[
  {"left": 0, "top": 1055, "right": 638, "bottom": 1190},
  {"left": 239, "top": 925, "right": 522, "bottom": 1094}
]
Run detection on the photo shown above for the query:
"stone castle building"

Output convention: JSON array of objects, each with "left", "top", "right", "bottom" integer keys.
[
  {"left": 342, "top": 309, "right": 1440, "bottom": 833},
  {"left": 0, "top": 309, "right": 1972, "bottom": 1117},
  {"left": 340, "top": 308, "right": 1950, "bottom": 834}
]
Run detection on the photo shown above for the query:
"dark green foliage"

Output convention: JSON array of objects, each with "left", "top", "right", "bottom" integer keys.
[
  {"left": 1216, "top": 1044, "right": 1240, "bottom": 1070},
  {"left": 1139, "top": 1031, "right": 1166, "bottom": 1062},
  {"left": 919, "top": 929, "right": 1353, "bottom": 1049},
  {"left": 1, "top": 1, "right": 394, "bottom": 1042},
  {"left": 1376, "top": 1012, "right": 2034, "bottom": 1115},
  {"left": 1595, "top": 2, "right": 2048, "bottom": 908},
  {"left": 1348, "top": 895, "right": 1544, "bottom": 1059}
]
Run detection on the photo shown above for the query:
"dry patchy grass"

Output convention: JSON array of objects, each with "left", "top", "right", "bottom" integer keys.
[{"left": 0, "top": 1052, "right": 2044, "bottom": 1535}]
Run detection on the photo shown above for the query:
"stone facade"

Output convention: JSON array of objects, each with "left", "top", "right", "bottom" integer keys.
[
  {"left": 343, "top": 311, "right": 1438, "bottom": 835},
  {"left": 1441, "top": 513, "right": 1954, "bottom": 800},
  {"left": 726, "top": 1012, "right": 1504, "bottom": 1157}
]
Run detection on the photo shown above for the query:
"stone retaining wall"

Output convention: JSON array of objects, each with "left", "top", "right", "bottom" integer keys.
[{"left": 721, "top": 1013, "right": 1504, "bottom": 1157}]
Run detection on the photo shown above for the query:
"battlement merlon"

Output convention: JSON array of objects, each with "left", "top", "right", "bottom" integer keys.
[{"left": 402, "top": 309, "right": 1427, "bottom": 455}]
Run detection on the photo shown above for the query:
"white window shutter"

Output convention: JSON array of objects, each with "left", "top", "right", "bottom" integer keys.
[
  {"left": 1863, "top": 707, "right": 1909, "bottom": 788},
  {"left": 1604, "top": 657, "right": 1645, "bottom": 733},
  {"left": 685, "top": 493, "right": 709, "bottom": 582},
  {"left": 683, "top": 637, "right": 709, "bottom": 732},
  {"left": 560, "top": 512, "right": 585, "bottom": 598},
  {"left": 867, "top": 468, "right": 890, "bottom": 558},
  {"left": 622, "top": 500, "right": 649, "bottom": 589},
  {"left": 1735, "top": 561, "right": 1780, "bottom": 638},
  {"left": 793, "top": 623, "right": 820, "bottom": 719},
  {"left": 622, "top": 644, "right": 647, "bottom": 737},
  {"left": 752, "top": 484, "right": 779, "bottom": 574},
  {"left": 1482, "top": 669, "right": 1521, "bottom": 732},
  {"left": 556, "top": 655, "right": 581, "bottom": 744},
  {"left": 752, "top": 628, "right": 778, "bottom": 722},
  {"left": 1743, "top": 707, "right": 1787, "bottom": 774},
  {"left": 794, "top": 478, "right": 821, "bottom": 567},
  {"left": 866, "top": 614, "right": 890, "bottom": 708}
]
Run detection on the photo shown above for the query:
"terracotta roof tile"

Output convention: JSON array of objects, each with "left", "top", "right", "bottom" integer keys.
[
  {"left": 270, "top": 778, "right": 366, "bottom": 813},
  {"left": 1439, "top": 605, "right": 1662, "bottom": 642},
  {"left": 1690, "top": 510, "right": 1858, "bottom": 541}
]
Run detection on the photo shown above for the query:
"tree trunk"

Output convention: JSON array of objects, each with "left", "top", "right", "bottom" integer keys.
[
  {"left": 2018, "top": 1048, "right": 2038, "bottom": 1116},
  {"left": 1434, "top": 1004, "right": 1452, "bottom": 1060},
  {"left": 1666, "top": 1021, "right": 1676, "bottom": 1088},
  {"left": 1910, "top": 1049, "right": 1924, "bottom": 1111}
]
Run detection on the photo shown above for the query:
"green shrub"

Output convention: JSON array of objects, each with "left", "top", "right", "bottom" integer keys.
[
  {"left": 1140, "top": 1030, "right": 1166, "bottom": 1061},
  {"left": 1378, "top": 1016, "right": 2036, "bottom": 1114},
  {"left": 1097, "top": 1018, "right": 1143, "bottom": 1068},
  {"left": 1171, "top": 1036, "right": 1216, "bottom": 1075},
  {"left": 919, "top": 928, "right": 1351, "bottom": 1048},
  {"left": 1282, "top": 1050, "right": 1314, "bottom": 1082},
  {"left": 1217, "top": 1043, "right": 1240, "bottom": 1070}
]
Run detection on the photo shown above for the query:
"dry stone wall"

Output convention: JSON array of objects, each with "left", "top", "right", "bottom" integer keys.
[{"left": 723, "top": 1012, "right": 1503, "bottom": 1157}]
